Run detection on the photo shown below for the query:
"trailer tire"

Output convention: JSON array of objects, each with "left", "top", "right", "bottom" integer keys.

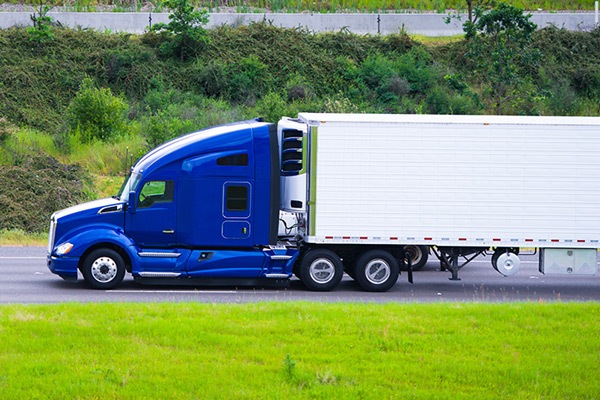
[
  {"left": 81, "top": 248, "right": 125, "bottom": 290},
  {"left": 400, "top": 245, "right": 429, "bottom": 271},
  {"left": 354, "top": 250, "right": 399, "bottom": 292},
  {"left": 299, "top": 249, "right": 343, "bottom": 291}
]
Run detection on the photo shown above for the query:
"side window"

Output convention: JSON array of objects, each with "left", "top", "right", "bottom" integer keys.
[
  {"left": 226, "top": 185, "right": 248, "bottom": 212},
  {"left": 138, "top": 180, "right": 174, "bottom": 209},
  {"left": 217, "top": 153, "right": 248, "bottom": 166}
]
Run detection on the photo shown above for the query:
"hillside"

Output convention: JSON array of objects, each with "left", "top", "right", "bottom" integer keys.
[{"left": 0, "top": 21, "right": 599, "bottom": 233}]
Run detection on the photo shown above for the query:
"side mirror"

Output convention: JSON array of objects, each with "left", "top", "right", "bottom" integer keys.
[{"left": 128, "top": 191, "right": 137, "bottom": 214}]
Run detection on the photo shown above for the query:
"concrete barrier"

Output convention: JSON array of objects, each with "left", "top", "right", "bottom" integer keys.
[{"left": 0, "top": 11, "right": 596, "bottom": 36}]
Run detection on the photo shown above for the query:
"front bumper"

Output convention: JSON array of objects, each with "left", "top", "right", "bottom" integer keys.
[{"left": 47, "top": 254, "right": 79, "bottom": 280}]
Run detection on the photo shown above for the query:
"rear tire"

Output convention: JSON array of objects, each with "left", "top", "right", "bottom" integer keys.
[
  {"left": 299, "top": 249, "right": 343, "bottom": 291},
  {"left": 400, "top": 245, "right": 429, "bottom": 271},
  {"left": 354, "top": 250, "right": 399, "bottom": 292},
  {"left": 81, "top": 248, "right": 125, "bottom": 290}
]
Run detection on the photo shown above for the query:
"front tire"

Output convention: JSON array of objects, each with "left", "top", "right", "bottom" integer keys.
[
  {"left": 299, "top": 249, "right": 343, "bottom": 291},
  {"left": 81, "top": 248, "right": 125, "bottom": 289},
  {"left": 354, "top": 250, "right": 399, "bottom": 292}
]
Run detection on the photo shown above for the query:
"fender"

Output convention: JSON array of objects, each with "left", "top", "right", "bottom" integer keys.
[{"left": 54, "top": 224, "right": 140, "bottom": 270}]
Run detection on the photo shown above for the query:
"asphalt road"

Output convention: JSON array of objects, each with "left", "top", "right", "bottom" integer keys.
[{"left": 1, "top": 246, "right": 599, "bottom": 304}]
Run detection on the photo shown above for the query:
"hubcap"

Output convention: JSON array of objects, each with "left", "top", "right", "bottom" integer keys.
[
  {"left": 365, "top": 258, "right": 391, "bottom": 284},
  {"left": 91, "top": 256, "right": 118, "bottom": 283},
  {"left": 309, "top": 258, "right": 335, "bottom": 284}
]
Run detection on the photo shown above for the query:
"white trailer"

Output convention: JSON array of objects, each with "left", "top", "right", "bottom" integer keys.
[{"left": 278, "top": 113, "right": 600, "bottom": 291}]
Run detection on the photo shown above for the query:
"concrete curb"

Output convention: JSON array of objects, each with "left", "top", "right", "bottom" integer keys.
[{"left": 0, "top": 12, "right": 597, "bottom": 36}]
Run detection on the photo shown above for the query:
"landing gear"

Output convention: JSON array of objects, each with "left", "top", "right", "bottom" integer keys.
[{"left": 432, "top": 247, "right": 486, "bottom": 281}]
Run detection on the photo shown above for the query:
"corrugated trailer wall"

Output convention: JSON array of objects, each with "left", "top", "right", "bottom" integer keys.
[{"left": 299, "top": 114, "right": 600, "bottom": 249}]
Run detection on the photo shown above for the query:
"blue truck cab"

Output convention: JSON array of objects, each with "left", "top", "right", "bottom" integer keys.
[{"left": 47, "top": 119, "right": 298, "bottom": 289}]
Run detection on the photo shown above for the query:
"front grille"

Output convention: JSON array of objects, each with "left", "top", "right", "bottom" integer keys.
[{"left": 47, "top": 214, "right": 56, "bottom": 254}]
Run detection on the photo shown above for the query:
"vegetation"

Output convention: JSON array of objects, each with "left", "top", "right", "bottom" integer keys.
[
  {"left": 463, "top": 1, "right": 541, "bottom": 114},
  {"left": 0, "top": 302, "right": 598, "bottom": 398},
  {"left": 1, "top": 0, "right": 598, "bottom": 13},
  {"left": 149, "top": 0, "right": 210, "bottom": 61},
  {"left": 0, "top": 2, "right": 599, "bottom": 234}
]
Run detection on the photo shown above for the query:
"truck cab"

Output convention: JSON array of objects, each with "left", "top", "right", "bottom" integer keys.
[{"left": 47, "top": 119, "right": 297, "bottom": 289}]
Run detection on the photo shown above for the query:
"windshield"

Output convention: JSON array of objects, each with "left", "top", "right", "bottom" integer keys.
[{"left": 117, "top": 172, "right": 142, "bottom": 202}]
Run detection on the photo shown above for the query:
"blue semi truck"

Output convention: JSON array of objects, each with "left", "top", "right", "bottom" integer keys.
[{"left": 47, "top": 114, "right": 600, "bottom": 291}]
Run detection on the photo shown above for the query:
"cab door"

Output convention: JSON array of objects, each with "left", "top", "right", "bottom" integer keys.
[
  {"left": 221, "top": 181, "right": 252, "bottom": 244},
  {"left": 127, "top": 179, "right": 177, "bottom": 247}
]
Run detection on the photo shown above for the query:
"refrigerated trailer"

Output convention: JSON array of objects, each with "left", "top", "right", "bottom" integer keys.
[{"left": 47, "top": 113, "right": 600, "bottom": 291}]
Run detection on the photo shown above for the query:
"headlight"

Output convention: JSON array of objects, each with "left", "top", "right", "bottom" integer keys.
[{"left": 55, "top": 242, "right": 73, "bottom": 256}]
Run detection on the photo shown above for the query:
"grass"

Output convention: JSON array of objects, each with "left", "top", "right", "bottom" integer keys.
[
  {"left": 93, "top": 174, "right": 125, "bottom": 198},
  {"left": 0, "top": 302, "right": 598, "bottom": 398},
  {"left": 409, "top": 33, "right": 463, "bottom": 46},
  {"left": 1, "top": 126, "right": 147, "bottom": 176},
  {"left": 0, "top": 229, "right": 47, "bottom": 246}
]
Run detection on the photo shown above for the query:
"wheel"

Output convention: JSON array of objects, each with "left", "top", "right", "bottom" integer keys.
[
  {"left": 491, "top": 248, "right": 519, "bottom": 272},
  {"left": 354, "top": 250, "right": 399, "bottom": 292},
  {"left": 491, "top": 248, "right": 520, "bottom": 276},
  {"left": 400, "top": 245, "right": 429, "bottom": 271},
  {"left": 81, "top": 248, "right": 126, "bottom": 289},
  {"left": 298, "top": 249, "right": 343, "bottom": 291}
]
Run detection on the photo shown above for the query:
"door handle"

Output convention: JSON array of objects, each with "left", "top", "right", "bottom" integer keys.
[{"left": 162, "top": 229, "right": 175, "bottom": 234}]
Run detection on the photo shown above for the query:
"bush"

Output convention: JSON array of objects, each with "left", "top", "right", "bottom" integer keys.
[
  {"left": 425, "top": 85, "right": 482, "bottom": 114},
  {"left": 228, "top": 55, "right": 271, "bottom": 102},
  {"left": 140, "top": 96, "right": 248, "bottom": 147},
  {"left": 66, "top": 77, "right": 129, "bottom": 143},
  {"left": 0, "top": 154, "right": 92, "bottom": 233},
  {"left": 0, "top": 117, "right": 13, "bottom": 143}
]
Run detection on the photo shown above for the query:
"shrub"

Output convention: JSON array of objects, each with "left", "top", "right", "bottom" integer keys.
[
  {"left": 286, "top": 74, "right": 314, "bottom": 102},
  {"left": 227, "top": 55, "right": 271, "bottom": 102},
  {"left": 0, "top": 117, "right": 13, "bottom": 143},
  {"left": 66, "top": 77, "right": 129, "bottom": 143},
  {"left": 142, "top": 105, "right": 199, "bottom": 148},
  {"left": 425, "top": 85, "right": 483, "bottom": 114},
  {"left": 0, "top": 154, "right": 92, "bottom": 233},
  {"left": 140, "top": 96, "right": 248, "bottom": 147}
]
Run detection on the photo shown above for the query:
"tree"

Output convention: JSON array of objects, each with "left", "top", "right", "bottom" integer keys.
[
  {"left": 26, "top": 0, "right": 54, "bottom": 54},
  {"left": 464, "top": 0, "right": 494, "bottom": 24},
  {"left": 464, "top": 1, "right": 541, "bottom": 114},
  {"left": 149, "top": 0, "right": 209, "bottom": 62}
]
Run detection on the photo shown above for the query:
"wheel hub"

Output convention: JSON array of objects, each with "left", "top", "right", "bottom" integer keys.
[
  {"left": 91, "top": 257, "right": 118, "bottom": 283},
  {"left": 365, "top": 259, "right": 391, "bottom": 284},
  {"left": 309, "top": 258, "right": 335, "bottom": 284}
]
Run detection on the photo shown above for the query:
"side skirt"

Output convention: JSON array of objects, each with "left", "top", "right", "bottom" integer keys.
[{"left": 133, "top": 276, "right": 290, "bottom": 288}]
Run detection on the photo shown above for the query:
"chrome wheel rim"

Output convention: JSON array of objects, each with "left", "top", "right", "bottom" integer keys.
[
  {"left": 91, "top": 256, "right": 118, "bottom": 283},
  {"left": 309, "top": 258, "right": 335, "bottom": 284},
  {"left": 365, "top": 258, "right": 391, "bottom": 285}
]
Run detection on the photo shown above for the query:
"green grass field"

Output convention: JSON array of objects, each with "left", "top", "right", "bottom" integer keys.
[{"left": 0, "top": 302, "right": 598, "bottom": 399}]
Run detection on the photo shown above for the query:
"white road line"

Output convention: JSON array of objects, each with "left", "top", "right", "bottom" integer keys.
[
  {"left": 470, "top": 260, "right": 538, "bottom": 264},
  {"left": 107, "top": 290, "right": 240, "bottom": 294},
  {"left": 0, "top": 257, "right": 46, "bottom": 259}
]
